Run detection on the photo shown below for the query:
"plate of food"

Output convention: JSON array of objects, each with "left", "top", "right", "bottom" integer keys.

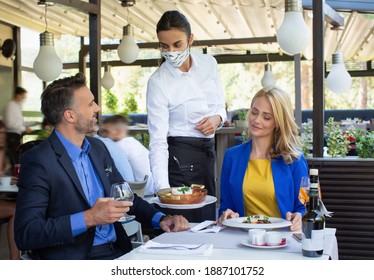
[
  {"left": 240, "top": 238, "right": 287, "bottom": 249},
  {"left": 222, "top": 215, "right": 292, "bottom": 230},
  {"left": 150, "top": 185, "right": 217, "bottom": 209}
]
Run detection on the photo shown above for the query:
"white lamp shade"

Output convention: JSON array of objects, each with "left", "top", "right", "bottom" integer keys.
[
  {"left": 101, "top": 69, "right": 115, "bottom": 89},
  {"left": 261, "top": 64, "right": 276, "bottom": 87},
  {"left": 276, "top": 11, "right": 311, "bottom": 55},
  {"left": 33, "top": 45, "right": 62, "bottom": 81},
  {"left": 327, "top": 63, "right": 352, "bottom": 94},
  {"left": 117, "top": 35, "right": 139, "bottom": 64}
]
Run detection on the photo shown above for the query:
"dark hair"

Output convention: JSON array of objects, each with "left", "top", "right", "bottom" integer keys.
[
  {"left": 41, "top": 73, "right": 86, "bottom": 126},
  {"left": 156, "top": 10, "right": 191, "bottom": 39},
  {"left": 103, "top": 114, "right": 129, "bottom": 126},
  {"left": 15, "top": 86, "right": 27, "bottom": 97}
]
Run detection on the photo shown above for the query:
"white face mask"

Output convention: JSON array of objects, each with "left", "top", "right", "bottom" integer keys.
[{"left": 161, "top": 47, "right": 190, "bottom": 68}]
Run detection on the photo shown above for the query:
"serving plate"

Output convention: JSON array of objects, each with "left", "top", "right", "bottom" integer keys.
[
  {"left": 222, "top": 217, "right": 291, "bottom": 230},
  {"left": 149, "top": 195, "right": 217, "bottom": 209},
  {"left": 157, "top": 187, "right": 207, "bottom": 205}
]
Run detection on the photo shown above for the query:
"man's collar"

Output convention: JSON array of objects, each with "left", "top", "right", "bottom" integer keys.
[{"left": 55, "top": 130, "right": 91, "bottom": 161}]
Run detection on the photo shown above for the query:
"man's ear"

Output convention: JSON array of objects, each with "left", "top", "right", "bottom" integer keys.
[{"left": 63, "top": 109, "right": 75, "bottom": 124}]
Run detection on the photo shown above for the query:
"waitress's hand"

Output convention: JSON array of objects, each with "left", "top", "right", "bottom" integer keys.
[
  {"left": 286, "top": 212, "right": 302, "bottom": 232},
  {"left": 195, "top": 115, "right": 221, "bottom": 136},
  {"left": 217, "top": 209, "right": 239, "bottom": 225}
]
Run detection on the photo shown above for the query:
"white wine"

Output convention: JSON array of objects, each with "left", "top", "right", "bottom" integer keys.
[{"left": 302, "top": 169, "right": 325, "bottom": 257}]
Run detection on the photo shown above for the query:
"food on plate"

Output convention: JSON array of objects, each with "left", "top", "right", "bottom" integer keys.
[
  {"left": 157, "top": 185, "right": 207, "bottom": 204},
  {"left": 171, "top": 185, "right": 193, "bottom": 195},
  {"left": 243, "top": 214, "right": 271, "bottom": 224}
]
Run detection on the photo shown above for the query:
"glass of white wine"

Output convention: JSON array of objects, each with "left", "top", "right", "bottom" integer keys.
[{"left": 110, "top": 181, "right": 135, "bottom": 223}]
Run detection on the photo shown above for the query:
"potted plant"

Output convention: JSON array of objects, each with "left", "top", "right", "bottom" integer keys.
[
  {"left": 354, "top": 129, "right": 374, "bottom": 158},
  {"left": 234, "top": 109, "right": 247, "bottom": 128},
  {"left": 325, "top": 117, "right": 355, "bottom": 157}
]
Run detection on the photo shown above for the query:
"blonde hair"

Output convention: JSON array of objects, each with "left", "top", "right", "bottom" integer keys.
[{"left": 249, "top": 87, "right": 302, "bottom": 164}]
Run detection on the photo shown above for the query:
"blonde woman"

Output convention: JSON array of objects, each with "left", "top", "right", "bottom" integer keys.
[{"left": 218, "top": 87, "right": 307, "bottom": 231}]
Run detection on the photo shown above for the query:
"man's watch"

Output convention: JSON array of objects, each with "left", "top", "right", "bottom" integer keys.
[{"left": 217, "top": 115, "right": 224, "bottom": 130}]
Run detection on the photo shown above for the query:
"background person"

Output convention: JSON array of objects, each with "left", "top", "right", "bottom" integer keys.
[
  {"left": 101, "top": 114, "right": 156, "bottom": 196},
  {"left": 0, "top": 120, "right": 19, "bottom": 260},
  {"left": 146, "top": 10, "right": 226, "bottom": 222},
  {"left": 218, "top": 87, "right": 307, "bottom": 231},
  {"left": 14, "top": 73, "right": 189, "bottom": 260},
  {"left": 2, "top": 87, "right": 38, "bottom": 168}
]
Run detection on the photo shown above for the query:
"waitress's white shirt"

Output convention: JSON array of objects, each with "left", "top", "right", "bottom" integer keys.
[{"left": 146, "top": 53, "right": 226, "bottom": 190}]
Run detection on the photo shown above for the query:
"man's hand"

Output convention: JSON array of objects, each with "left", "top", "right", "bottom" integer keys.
[
  {"left": 84, "top": 197, "right": 133, "bottom": 227},
  {"left": 25, "top": 127, "right": 33, "bottom": 134},
  {"left": 159, "top": 215, "right": 190, "bottom": 232},
  {"left": 195, "top": 115, "right": 221, "bottom": 136}
]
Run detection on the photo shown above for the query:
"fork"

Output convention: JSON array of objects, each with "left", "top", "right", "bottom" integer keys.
[{"left": 147, "top": 243, "right": 205, "bottom": 250}]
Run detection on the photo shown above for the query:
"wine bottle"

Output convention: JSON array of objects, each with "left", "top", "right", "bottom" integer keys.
[{"left": 302, "top": 168, "right": 325, "bottom": 257}]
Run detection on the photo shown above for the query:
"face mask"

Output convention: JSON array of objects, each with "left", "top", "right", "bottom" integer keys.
[{"left": 161, "top": 47, "right": 190, "bottom": 68}]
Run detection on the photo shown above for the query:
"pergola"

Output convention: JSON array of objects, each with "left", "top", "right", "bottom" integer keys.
[{"left": 1, "top": 0, "right": 373, "bottom": 157}]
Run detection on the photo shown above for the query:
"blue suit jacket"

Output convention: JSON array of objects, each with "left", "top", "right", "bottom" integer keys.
[
  {"left": 219, "top": 140, "right": 307, "bottom": 218},
  {"left": 15, "top": 130, "right": 159, "bottom": 259}
]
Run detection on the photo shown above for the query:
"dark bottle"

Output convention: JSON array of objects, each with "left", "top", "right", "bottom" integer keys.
[{"left": 302, "top": 168, "right": 325, "bottom": 257}]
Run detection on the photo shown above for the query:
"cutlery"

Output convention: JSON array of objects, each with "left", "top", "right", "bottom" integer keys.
[{"left": 147, "top": 244, "right": 205, "bottom": 250}]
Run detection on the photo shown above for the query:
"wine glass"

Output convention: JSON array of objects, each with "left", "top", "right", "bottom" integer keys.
[
  {"left": 299, "top": 176, "right": 310, "bottom": 206},
  {"left": 110, "top": 182, "right": 135, "bottom": 223}
]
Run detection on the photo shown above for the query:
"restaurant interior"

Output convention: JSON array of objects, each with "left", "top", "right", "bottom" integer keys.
[{"left": 0, "top": 0, "right": 373, "bottom": 260}]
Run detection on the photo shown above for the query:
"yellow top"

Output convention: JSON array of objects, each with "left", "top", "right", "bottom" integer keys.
[{"left": 242, "top": 159, "right": 281, "bottom": 217}]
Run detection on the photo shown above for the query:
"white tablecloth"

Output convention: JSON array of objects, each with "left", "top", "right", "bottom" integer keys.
[{"left": 118, "top": 226, "right": 338, "bottom": 260}]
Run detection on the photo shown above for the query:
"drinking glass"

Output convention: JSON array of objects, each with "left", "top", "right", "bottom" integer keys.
[
  {"left": 299, "top": 176, "right": 310, "bottom": 206},
  {"left": 110, "top": 182, "right": 135, "bottom": 223}
]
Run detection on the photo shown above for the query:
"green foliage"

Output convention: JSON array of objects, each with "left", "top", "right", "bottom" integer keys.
[
  {"left": 237, "top": 109, "right": 247, "bottom": 121},
  {"left": 103, "top": 89, "right": 118, "bottom": 113},
  {"left": 134, "top": 133, "right": 149, "bottom": 149},
  {"left": 122, "top": 93, "right": 138, "bottom": 114},
  {"left": 241, "top": 130, "right": 249, "bottom": 144},
  {"left": 354, "top": 129, "right": 374, "bottom": 158},
  {"left": 325, "top": 117, "right": 350, "bottom": 157},
  {"left": 300, "top": 121, "right": 313, "bottom": 156}
]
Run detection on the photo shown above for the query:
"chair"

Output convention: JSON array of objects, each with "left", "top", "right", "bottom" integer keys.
[
  {"left": 123, "top": 175, "right": 149, "bottom": 248},
  {"left": 127, "top": 175, "right": 148, "bottom": 198}
]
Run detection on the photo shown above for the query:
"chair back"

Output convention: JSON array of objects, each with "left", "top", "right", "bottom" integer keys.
[{"left": 127, "top": 175, "right": 148, "bottom": 198}]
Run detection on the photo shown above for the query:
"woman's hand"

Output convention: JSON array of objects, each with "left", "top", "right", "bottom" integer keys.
[
  {"left": 217, "top": 209, "right": 239, "bottom": 225},
  {"left": 195, "top": 115, "right": 221, "bottom": 136},
  {"left": 286, "top": 212, "right": 302, "bottom": 232}
]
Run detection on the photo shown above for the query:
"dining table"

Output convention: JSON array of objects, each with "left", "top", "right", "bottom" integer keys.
[{"left": 118, "top": 223, "right": 338, "bottom": 260}]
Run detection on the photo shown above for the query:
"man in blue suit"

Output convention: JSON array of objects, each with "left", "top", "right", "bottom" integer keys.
[{"left": 14, "top": 73, "right": 189, "bottom": 260}]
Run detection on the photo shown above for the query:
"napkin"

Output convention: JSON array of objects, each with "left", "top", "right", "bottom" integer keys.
[
  {"left": 139, "top": 240, "right": 213, "bottom": 256},
  {"left": 190, "top": 220, "right": 225, "bottom": 233}
]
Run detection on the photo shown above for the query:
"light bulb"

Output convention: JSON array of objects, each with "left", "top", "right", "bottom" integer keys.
[
  {"left": 261, "top": 64, "right": 276, "bottom": 87},
  {"left": 117, "top": 24, "right": 139, "bottom": 64},
  {"left": 101, "top": 65, "right": 115, "bottom": 89},
  {"left": 327, "top": 52, "right": 352, "bottom": 94},
  {"left": 33, "top": 31, "right": 62, "bottom": 82},
  {"left": 276, "top": 0, "right": 311, "bottom": 55}
]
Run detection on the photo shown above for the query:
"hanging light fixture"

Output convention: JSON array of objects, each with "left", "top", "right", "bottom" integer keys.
[
  {"left": 327, "top": 52, "right": 352, "bottom": 94},
  {"left": 117, "top": 3, "right": 139, "bottom": 64},
  {"left": 33, "top": 2, "right": 62, "bottom": 82},
  {"left": 276, "top": 0, "right": 311, "bottom": 55},
  {"left": 0, "top": 39, "right": 16, "bottom": 60},
  {"left": 326, "top": 27, "right": 352, "bottom": 94},
  {"left": 102, "top": 65, "right": 115, "bottom": 90},
  {"left": 261, "top": 51, "right": 276, "bottom": 87}
]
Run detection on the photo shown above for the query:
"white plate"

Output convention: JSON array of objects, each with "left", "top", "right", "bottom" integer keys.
[
  {"left": 149, "top": 195, "right": 217, "bottom": 209},
  {"left": 0, "top": 185, "right": 18, "bottom": 193},
  {"left": 222, "top": 216, "right": 292, "bottom": 230},
  {"left": 241, "top": 239, "right": 287, "bottom": 249}
]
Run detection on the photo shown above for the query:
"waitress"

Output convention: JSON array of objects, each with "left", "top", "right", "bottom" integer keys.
[{"left": 146, "top": 10, "right": 226, "bottom": 222}]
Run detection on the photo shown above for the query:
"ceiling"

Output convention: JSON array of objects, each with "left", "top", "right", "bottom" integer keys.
[{"left": 0, "top": 0, "right": 373, "bottom": 62}]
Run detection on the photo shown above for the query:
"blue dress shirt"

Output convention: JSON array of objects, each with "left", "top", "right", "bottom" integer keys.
[{"left": 56, "top": 131, "right": 116, "bottom": 246}]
